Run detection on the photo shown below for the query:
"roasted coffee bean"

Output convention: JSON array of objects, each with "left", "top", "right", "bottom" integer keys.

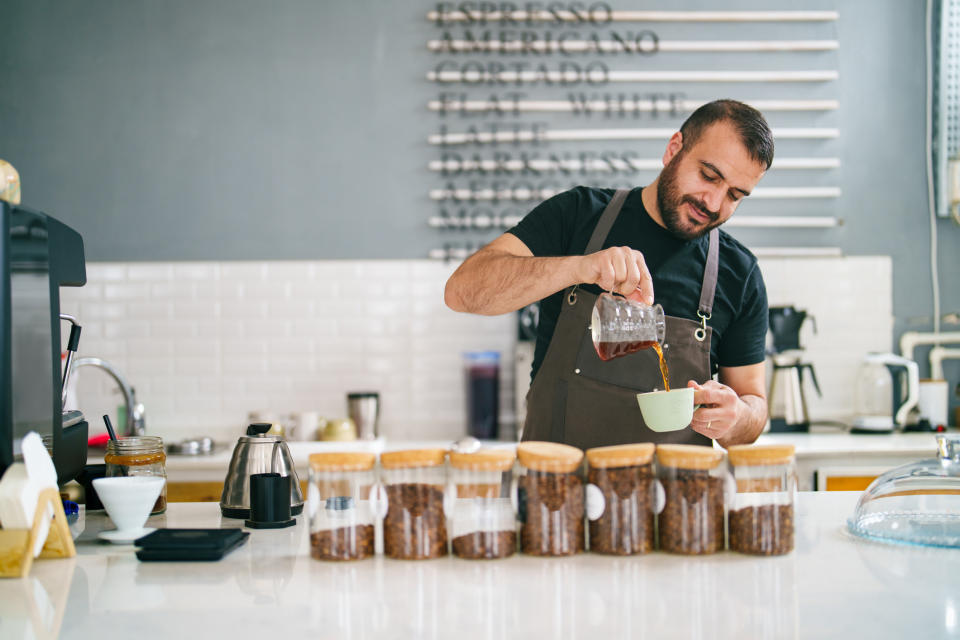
[
  {"left": 383, "top": 483, "right": 448, "bottom": 559},
  {"left": 658, "top": 469, "right": 724, "bottom": 555},
  {"left": 729, "top": 504, "right": 794, "bottom": 555},
  {"left": 588, "top": 465, "right": 654, "bottom": 555},
  {"left": 452, "top": 530, "right": 517, "bottom": 559},
  {"left": 520, "top": 471, "right": 584, "bottom": 556},
  {"left": 310, "top": 524, "right": 375, "bottom": 561}
]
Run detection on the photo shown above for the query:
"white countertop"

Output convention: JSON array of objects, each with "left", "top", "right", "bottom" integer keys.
[{"left": 2, "top": 493, "right": 957, "bottom": 640}]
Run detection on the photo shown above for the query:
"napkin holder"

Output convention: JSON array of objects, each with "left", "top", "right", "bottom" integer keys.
[{"left": 0, "top": 488, "right": 76, "bottom": 578}]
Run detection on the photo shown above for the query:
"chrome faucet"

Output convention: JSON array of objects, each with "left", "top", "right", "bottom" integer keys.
[{"left": 71, "top": 357, "right": 145, "bottom": 436}]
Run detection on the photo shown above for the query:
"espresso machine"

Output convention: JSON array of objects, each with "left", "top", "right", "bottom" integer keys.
[
  {"left": 1, "top": 200, "right": 88, "bottom": 484},
  {"left": 767, "top": 306, "right": 821, "bottom": 432}
]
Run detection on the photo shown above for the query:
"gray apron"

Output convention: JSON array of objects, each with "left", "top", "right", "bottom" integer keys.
[{"left": 522, "top": 189, "right": 719, "bottom": 450}]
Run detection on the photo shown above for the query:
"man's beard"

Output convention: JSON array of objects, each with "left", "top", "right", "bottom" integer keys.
[{"left": 656, "top": 154, "right": 723, "bottom": 240}]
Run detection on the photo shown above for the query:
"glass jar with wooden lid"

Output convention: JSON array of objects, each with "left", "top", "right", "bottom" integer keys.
[
  {"left": 516, "top": 441, "right": 584, "bottom": 556},
  {"left": 104, "top": 436, "right": 167, "bottom": 515},
  {"left": 727, "top": 444, "right": 797, "bottom": 556},
  {"left": 656, "top": 444, "right": 726, "bottom": 555},
  {"left": 379, "top": 448, "right": 448, "bottom": 559},
  {"left": 448, "top": 448, "right": 516, "bottom": 559},
  {"left": 585, "top": 443, "right": 656, "bottom": 555},
  {"left": 308, "top": 452, "right": 377, "bottom": 561}
]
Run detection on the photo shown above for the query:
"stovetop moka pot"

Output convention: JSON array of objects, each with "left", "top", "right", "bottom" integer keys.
[{"left": 220, "top": 423, "right": 303, "bottom": 518}]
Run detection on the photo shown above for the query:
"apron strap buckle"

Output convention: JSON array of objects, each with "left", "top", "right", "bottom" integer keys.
[
  {"left": 695, "top": 309, "right": 711, "bottom": 342},
  {"left": 567, "top": 285, "right": 579, "bottom": 306}
]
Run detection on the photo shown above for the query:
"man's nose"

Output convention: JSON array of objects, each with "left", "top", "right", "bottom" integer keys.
[{"left": 702, "top": 184, "right": 725, "bottom": 212}]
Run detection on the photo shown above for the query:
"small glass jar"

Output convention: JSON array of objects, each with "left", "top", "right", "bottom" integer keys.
[
  {"left": 656, "top": 444, "right": 725, "bottom": 555},
  {"left": 308, "top": 452, "right": 377, "bottom": 561},
  {"left": 727, "top": 444, "right": 797, "bottom": 556},
  {"left": 585, "top": 443, "right": 656, "bottom": 555},
  {"left": 380, "top": 448, "right": 448, "bottom": 560},
  {"left": 448, "top": 448, "right": 516, "bottom": 559},
  {"left": 516, "top": 442, "right": 584, "bottom": 556},
  {"left": 104, "top": 436, "right": 167, "bottom": 514}
]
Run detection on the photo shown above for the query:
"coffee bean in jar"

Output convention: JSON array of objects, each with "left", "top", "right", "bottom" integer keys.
[
  {"left": 727, "top": 444, "right": 797, "bottom": 556},
  {"left": 516, "top": 442, "right": 584, "bottom": 556},
  {"left": 656, "top": 444, "right": 726, "bottom": 555},
  {"left": 308, "top": 452, "right": 378, "bottom": 561},
  {"left": 585, "top": 443, "right": 656, "bottom": 555},
  {"left": 449, "top": 448, "right": 517, "bottom": 560},
  {"left": 380, "top": 449, "right": 448, "bottom": 560}
]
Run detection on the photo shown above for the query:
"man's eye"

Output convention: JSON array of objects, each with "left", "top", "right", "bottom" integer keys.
[{"left": 701, "top": 171, "right": 717, "bottom": 182}]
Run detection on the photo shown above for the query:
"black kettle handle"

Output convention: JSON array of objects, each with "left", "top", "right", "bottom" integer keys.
[
  {"left": 246, "top": 422, "right": 272, "bottom": 436},
  {"left": 800, "top": 364, "right": 822, "bottom": 397}
]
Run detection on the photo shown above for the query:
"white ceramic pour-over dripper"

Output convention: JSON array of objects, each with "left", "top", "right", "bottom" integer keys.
[{"left": 93, "top": 476, "right": 164, "bottom": 542}]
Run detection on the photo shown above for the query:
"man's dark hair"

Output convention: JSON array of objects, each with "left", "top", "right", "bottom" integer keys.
[{"left": 679, "top": 99, "right": 774, "bottom": 170}]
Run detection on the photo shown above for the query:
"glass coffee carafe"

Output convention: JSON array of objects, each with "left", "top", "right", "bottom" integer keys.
[{"left": 591, "top": 292, "right": 666, "bottom": 361}]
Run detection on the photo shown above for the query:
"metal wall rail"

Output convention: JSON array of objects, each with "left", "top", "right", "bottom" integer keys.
[
  {"left": 428, "top": 98, "right": 840, "bottom": 113},
  {"left": 426, "top": 10, "right": 839, "bottom": 23},
  {"left": 427, "top": 69, "right": 839, "bottom": 83},
  {"left": 428, "top": 187, "right": 842, "bottom": 201},
  {"left": 428, "top": 39, "right": 839, "bottom": 53},
  {"left": 428, "top": 127, "right": 839, "bottom": 144},
  {"left": 428, "top": 157, "right": 841, "bottom": 172}
]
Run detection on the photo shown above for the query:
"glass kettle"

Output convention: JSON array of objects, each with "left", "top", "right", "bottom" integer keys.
[
  {"left": 847, "top": 434, "right": 960, "bottom": 548},
  {"left": 590, "top": 292, "right": 665, "bottom": 361}
]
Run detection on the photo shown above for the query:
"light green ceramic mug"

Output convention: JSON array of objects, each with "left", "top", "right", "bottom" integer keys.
[{"left": 636, "top": 388, "right": 700, "bottom": 432}]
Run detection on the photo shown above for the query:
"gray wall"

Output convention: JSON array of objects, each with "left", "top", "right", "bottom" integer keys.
[{"left": 1, "top": 0, "right": 958, "bottom": 370}]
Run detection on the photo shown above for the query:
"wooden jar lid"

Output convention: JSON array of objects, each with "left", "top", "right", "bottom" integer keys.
[
  {"left": 727, "top": 444, "right": 796, "bottom": 467},
  {"left": 449, "top": 448, "right": 515, "bottom": 471},
  {"left": 586, "top": 443, "right": 655, "bottom": 469},
  {"left": 380, "top": 448, "right": 447, "bottom": 470},
  {"left": 656, "top": 444, "right": 724, "bottom": 470},
  {"left": 308, "top": 452, "right": 376, "bottom": 472},
  {"left": 517, "top": 441, "right": 583, "bottom": 473}
]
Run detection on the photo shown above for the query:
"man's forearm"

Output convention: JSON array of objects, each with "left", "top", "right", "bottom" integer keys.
[
  {"left": 445, "top": 249, "right": 582, "bottom": 316},
  {"left": 717, "top": 395, "right": 767, "bottom": 448}
]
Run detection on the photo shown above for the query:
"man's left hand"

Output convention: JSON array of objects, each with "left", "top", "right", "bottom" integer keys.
[{"left": 688, "top": 380, "right": 743, "bottom": 441}]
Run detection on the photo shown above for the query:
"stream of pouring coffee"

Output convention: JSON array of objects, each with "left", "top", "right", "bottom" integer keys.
[{"left": 652, "top": 343, "right": 670, "bottom": 392}]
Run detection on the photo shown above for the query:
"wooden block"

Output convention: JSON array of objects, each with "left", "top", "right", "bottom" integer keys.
[
  {"left": 0, "top": 488, "right": 75, "bottom": 578},
  {"left": 0, "top": 529, "right": 32, "bottom": 578}
]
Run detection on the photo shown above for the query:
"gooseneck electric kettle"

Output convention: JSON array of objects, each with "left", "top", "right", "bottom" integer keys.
[
  {"left": 851, "top": 353, "right": 920, "bottom": 433},
  {"left": 220, "top": 423, "right": 303, "bottom": 518}
]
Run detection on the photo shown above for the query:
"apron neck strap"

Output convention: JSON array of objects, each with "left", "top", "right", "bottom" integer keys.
[
  {"left": 698, "top": 228, "right": 720, "bottom": 316},
  {"left": 584, "top": 189, "right": 631, "bottom": 255}
]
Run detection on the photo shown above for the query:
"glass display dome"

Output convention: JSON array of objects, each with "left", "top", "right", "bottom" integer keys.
[{"left": 848, "top": 434, "right": 960, "bottom": 548}]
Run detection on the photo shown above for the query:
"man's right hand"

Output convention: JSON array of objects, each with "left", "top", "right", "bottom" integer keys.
[{"left": 577, "top": 246, "right": 654, "bottom": 305}]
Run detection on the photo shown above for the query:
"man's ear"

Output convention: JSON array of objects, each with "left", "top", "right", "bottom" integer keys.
[{"left": 662, "top": 131, "right": 684, "bottom": 166}]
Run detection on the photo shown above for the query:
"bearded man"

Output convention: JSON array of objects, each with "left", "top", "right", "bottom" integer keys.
[{"left": 444, "top": 99, "right": 773, "bottom": 450}]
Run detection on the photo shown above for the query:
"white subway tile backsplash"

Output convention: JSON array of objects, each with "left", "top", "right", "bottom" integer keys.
[
  {"left": 86, "top": 264, "right": 127, "bottom": 281},
  {"left": 244, "top": 281, "right": 291, "bottom": 299},
  {"left": 103, "top": 322, "right": 150, "bottom": 340},
  {"left": 220, "top": 263, "right": 267, "bottom": 280},
  {"left": 242, "top": 318, "right": 291, "bottom": 339},
  {"left": 174, "top": 357, "right": 221, "bottom": 376},
  {"left": 173, "top": 263, "right": 220, "bottom": 281},
  {"left": 59, "top": 256, "right": 894, "bottom": 443},
  {"left": 104, "top": 283, "right": 150, "bottom": 300},
  {"left": 127, "top": 264, "right": 174, "bottom": 281}
]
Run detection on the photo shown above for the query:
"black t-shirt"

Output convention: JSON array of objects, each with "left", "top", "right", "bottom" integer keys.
[{"left": 508, "top": 186, "right": 768, "bottom": 381}]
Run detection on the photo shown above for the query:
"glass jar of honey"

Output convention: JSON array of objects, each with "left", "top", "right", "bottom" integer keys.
[{"left": 104, "top": 436, "right": 167, "bottom": 514}]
